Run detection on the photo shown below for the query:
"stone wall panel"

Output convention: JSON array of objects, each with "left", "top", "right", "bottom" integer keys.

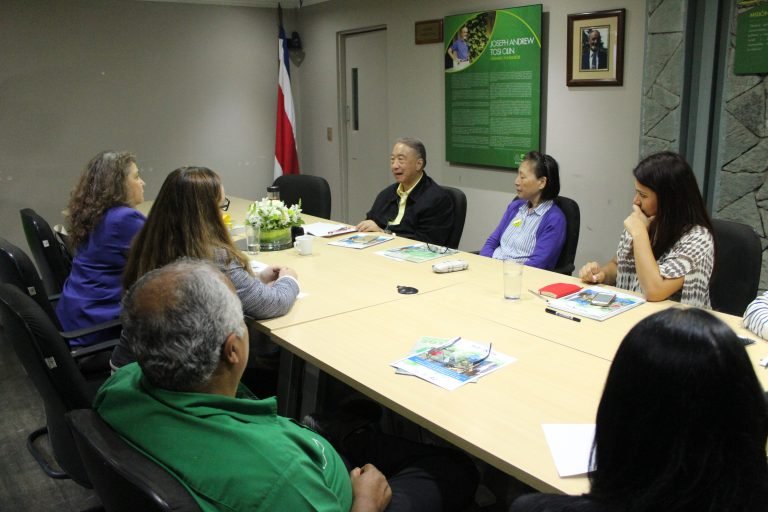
[
  {"left": 718, "top": 171, "right": 764, "bottom": 207},
  {"left": 726, "top": 84, "right": 766, "bottom": 137},
  {"left": 722, "top": 112, "right": 760, "bottom": 166}
]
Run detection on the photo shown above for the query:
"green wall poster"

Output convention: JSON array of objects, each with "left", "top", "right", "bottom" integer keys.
[
  {"left": 444, "top": 5, "right": 542, "bottom": 169},
  {"left": 735, "top": 3, "right": 768, "bottom": 75}
]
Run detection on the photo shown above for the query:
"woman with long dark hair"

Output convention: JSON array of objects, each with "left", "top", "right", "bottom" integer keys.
[
  {"left": 56, "top": 150, "right": 146, "bottom": 346},
  {"left": 111, "top": 166, "right": 299, "bottom": 369},
  {"left": 512, "top": 308, "right": 768, "bottom": 511},
  {"left": 579, "top": 152, "right": 714, "bottom": 307}
]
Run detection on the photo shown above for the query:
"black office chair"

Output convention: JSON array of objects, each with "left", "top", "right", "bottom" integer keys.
[
  {"left": 20, "top": 208, "right": 72, "bottom": 296},
  {"left": 443, "top": 186, "right": 467, "bottom": 249},
  {"left": 0, "top": 283, "right": 98, "bottom": 485},
  {"left": 0, "top": 236, "right": 63, "bottom": 320},
  {"left": 53, "top": 223, "right": 74, "bottom": 261},
  {"left": 710, "top": 219, "right": 761, "bottom": 316},
  {"left": 0, "top": 236, "right": 119, "bottom": 353},
  {"left": 66, "top": 409, "right": 202, "bottom": 512},
  {"left": 552, "top": 196, "right": 581, "bottom": 276},
  {"left": 273, "top": 174, "right": 332, "bottom": 218}
]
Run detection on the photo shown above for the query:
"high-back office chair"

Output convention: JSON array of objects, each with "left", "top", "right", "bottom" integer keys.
[
  {"left": 66, "top": 409, "right": 202, "bottom": 512},
  {"left": 0, "top": 236, "right": 118, "bottom": 375},
  {"left": 0, "top": 284, "right": 95, "bottom": 485},
  {"left": 443, "top": 186, "right": 467, "bottom": 249},
  {"left": 20, "top": 208, "right": 72, "bottom": 296},
  {"left": 552, "top": 196, "right": 581, "bottom": 275},
  {"left": 710, "top": 219, "right": 761, "bottom": 316},
  {"left": 272, "top": 174, "right": 332, "bottom": 218},
  {"left": 0, "top": 236, "right": 61, "bottom": 323},
  {"left": 53, "top": 224, "right": 74, "bottom": 261}
]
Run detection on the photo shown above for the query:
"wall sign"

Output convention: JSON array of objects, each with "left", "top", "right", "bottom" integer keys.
[
  {"left": 444, "top": 5, "right": 542, "bottom": 169},
  {"left": 735, "top": 3, "right": 768, "bottom": 74}
]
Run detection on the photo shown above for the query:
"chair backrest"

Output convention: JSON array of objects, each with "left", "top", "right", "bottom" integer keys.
[
  {"left": 20, "top": 208, "right": 72, "bottom": 296},
  {"left": 66, "top": 409, "right": 202, "bottom": 512},
  {"left": 0, "top": 283, "right": 93, "bottom": 485},
  {"left": 710, "top": 219, "right": 761, "bottom": 316},
  {"left": 272, "top": 174, "right": 332, "bottom": 219},
  {"left": 552, "top": 196, "right": 581, "bottom": 276},
  {"left": 443, "top": 186, "right": 467, "bottom": 249},
  {"left": 53, "top": 224, "right": 74, "bottom": 261},
  {"left": 0, "top": 236, "right": 61, "bottom": 328}
]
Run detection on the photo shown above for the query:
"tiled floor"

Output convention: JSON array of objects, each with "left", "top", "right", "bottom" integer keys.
[{"left": 0, "top": 343, "right": 99, "bottom": 511}]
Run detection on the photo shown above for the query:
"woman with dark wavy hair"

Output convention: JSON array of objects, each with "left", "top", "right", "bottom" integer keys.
[
  {"left": 110, "top": 166, "right": 299, "bottom": 369},
  {"left": 56, "top": 150, "right": 146, "bottom": 347},
  {"left": 511, "top": 308, "right": 768, "bottom": 512},
  {"left": 579, "top": 152, "right": 714, "bottom": 307}
]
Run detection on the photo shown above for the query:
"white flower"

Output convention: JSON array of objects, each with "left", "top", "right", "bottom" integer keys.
[{"left": 246, "top": 198, "right": 303, "bottom": 231}]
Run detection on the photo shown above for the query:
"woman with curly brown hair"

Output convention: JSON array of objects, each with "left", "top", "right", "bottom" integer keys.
[{"left": 56, "top": 150, "right": 146, "bottom": 347}]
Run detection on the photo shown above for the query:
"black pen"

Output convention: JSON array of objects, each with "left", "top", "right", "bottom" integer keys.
[{"left": 545, "top": 307, "right": 581, "bottom": 323}]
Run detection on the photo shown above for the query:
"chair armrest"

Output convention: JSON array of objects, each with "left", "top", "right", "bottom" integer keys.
[
  {"left": 47, "top": 293, "right": 61, "bottom": 309},
  {"left": 60, "top": 318, "right": 122, "bottom": 341},
  {"left": 70, "top": 338, "right": 119, "bottom": 359}
]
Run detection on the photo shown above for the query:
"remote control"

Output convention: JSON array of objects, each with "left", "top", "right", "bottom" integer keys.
[{"left": 432, "top": 260, "right": 469, "bottom": 273}]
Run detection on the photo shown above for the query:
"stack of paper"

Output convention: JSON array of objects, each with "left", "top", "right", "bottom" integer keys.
[{"left": 391, "top": 336, "right": 515, "bottom": 390}]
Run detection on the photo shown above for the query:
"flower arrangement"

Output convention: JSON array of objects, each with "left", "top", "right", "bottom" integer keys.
[{"left": 245, "top": 198, "right": 303, "bottom": 231}]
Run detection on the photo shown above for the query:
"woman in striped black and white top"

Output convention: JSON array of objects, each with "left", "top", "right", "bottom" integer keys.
[
  {"left": 480, "top": 151, "right": 566, "bottom": 270},
  {"left": 578, "top": 152, "right": 714, "bottom": 308}
]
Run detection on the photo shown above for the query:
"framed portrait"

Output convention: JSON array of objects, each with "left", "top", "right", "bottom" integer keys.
[{"left": 567, "top": 9, "right": 625, "bottom": 86}]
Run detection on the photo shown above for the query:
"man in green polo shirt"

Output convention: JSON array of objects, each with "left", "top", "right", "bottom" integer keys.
[
  {"left": 95, "top": 260, "right": 386, "bottom": 511},
  {"left": 95, "top": 260, "right": 476, "bottom": 511}
]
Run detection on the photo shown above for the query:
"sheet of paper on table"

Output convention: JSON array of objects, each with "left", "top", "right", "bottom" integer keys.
[
  {"left": 249, "top": 260, "right": 268, "bottom": 273},
  {"left": 542, "top": 423, "right": 596, "bottom": 477},
  {"left": 303, "top": 222, "right": 356, "bottom": 237}
]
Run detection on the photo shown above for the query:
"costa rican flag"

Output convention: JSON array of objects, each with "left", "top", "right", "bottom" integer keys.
[{"left": 274, "top": 25, "right": 300, "bottom": 179}]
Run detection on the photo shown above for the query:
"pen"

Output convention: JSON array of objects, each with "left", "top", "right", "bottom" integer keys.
[
  {"left": 545, "top": 307, "right": 581, "bottom": 323},
  {"left": 528, "top": 289, "right": 548, "bottom": 302}
]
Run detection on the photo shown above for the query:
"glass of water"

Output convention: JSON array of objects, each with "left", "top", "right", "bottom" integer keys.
[
  {"left": 503, "top": 259, "right": 523, "bottom": 300},
  {"left": 246, "top": 223, "right": 261, "bottom": 255}
]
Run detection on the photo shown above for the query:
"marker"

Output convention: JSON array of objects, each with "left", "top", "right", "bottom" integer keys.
[{"left": 545, "top": 307, "right": 581, "bottom": 323}]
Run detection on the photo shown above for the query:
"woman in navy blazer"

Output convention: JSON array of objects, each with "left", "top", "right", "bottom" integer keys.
[{"left": 56, "top": 151, "right": 146, "bottom": 347}]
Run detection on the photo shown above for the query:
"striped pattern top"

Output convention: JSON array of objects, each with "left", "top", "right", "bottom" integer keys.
[
  {"left": 744, "top": 291, "right": 768, "bottom": 339},
  {"left": 492, "top": 200, "right": 554, "bottom": 262},
  {"left": 615, "top": 224, "right": 714, "bottom": 308}
]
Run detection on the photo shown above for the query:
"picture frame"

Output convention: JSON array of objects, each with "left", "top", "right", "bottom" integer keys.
[
  {"left": 415, "top": 19, "right": 443, "bottom": 45},
  {"left": 567, "top": 9, "right": 625, "bottom": 86}
]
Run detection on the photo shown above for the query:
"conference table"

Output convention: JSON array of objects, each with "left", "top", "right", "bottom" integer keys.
[{"left": 142, "top": 197, "right": 768, "bottom": 495}]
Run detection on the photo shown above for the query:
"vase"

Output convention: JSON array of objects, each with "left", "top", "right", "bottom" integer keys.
[{"left": 260, "top": 227, "right": 292, "bottom": 251}]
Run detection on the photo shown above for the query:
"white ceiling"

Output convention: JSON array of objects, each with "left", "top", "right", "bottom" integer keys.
[{"left": 138, "top": 0, "right": 326, "bottom": 7}]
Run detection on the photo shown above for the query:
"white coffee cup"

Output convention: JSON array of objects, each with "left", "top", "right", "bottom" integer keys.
[{"left": 295, "top": 234, "right": 314, "bottom": 255}]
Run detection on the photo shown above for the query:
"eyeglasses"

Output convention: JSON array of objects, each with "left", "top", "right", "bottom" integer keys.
[
  {"left": 425, "top": 338, "right": 493, "bottom": 374},
  {"left": 426, "top": 243, "right": 449, "bottom": 254},
  {"left": 220, "top": 197, "right": 231, "bottom": 212}
]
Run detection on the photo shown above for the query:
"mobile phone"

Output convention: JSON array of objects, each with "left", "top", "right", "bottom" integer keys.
[{"left": 591, "top": 292, "right": 616, "bottom": 307}]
